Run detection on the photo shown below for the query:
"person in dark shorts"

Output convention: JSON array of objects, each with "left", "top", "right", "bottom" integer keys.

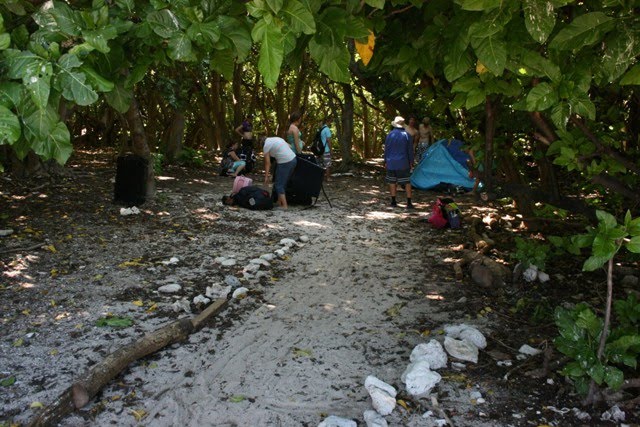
[{"left": 384, "top": 116, "right": 415, "bottom": 209}]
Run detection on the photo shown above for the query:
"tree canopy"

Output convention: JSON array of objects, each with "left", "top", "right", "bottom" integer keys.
[{"left": 1, "top": 0, "right": 639, "bottom": 216}]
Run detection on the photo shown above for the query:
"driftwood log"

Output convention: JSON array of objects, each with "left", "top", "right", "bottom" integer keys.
[{"left": 28, "top": 298, "right": 228, "bottom": 427}]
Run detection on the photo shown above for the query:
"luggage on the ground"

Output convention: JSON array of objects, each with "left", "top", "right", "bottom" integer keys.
[
  {"left": 273, "top": 154, "right": 325, "bottom": 205},
  {"left": 234, "top": 186, "right": 273, "bottom": 210},
  {"left": 232, "top": 175, "right": 253, "bottom": 195},
  {"left": 114, "top": 154, "right": 147, "bottom": 206},
  {"left": 428, "top": 197, "right": 462, "bottom": 229}
]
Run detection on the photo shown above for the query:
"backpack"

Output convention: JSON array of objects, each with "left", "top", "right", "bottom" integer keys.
[
  {"left": 232, "top": 175, "right": 253, "bottom": 195},
  {"left": 428, "top": 197, "right": 462, "bottom": 229},
  {"left": 311, "top": 125, "right": 328, "bottom": 156},
  {"left": 233, "top": 186, "right": 273, "bottom": 210}
]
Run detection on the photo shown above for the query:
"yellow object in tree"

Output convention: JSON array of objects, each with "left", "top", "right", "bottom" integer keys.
[
  {"left": 476, "top": 61, "right": 488, "bottom": 74},
  {"left": 355, "top": 31, "right": 375, "bottom": 66}
]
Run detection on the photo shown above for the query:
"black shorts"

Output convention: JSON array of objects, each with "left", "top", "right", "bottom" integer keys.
[{"left": 385, "top": 168, "right": 411, "bottom": 184}]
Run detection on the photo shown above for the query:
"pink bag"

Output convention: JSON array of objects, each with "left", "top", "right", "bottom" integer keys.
[
  {"left": 428, "top": 199, "right": 448, "bottom": 229},
  {"left": 232, "top": 175, "right": 253, "bottom": 195}
]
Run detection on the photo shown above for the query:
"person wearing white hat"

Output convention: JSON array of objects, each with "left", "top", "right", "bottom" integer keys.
[{"left": 384, "top": 116, "right": 415, "bottom": 209}]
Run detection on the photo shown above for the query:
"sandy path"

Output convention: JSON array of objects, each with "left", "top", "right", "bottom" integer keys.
[{"left": 85, "top": 194, "right": 464, "bottom": 426}]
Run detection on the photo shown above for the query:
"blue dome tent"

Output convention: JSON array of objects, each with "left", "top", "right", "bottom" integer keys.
[{"left": 410, "top": 139, "right": 477, "bottom": 191}]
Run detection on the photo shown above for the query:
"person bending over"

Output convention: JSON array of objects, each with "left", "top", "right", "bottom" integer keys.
[{"left": 262, "top": 136, "right": 297, "bottom": 209}]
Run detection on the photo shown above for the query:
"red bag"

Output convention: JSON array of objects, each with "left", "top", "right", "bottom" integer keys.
[{"left": 428, "top": 199, "right": 448, "bottom": 229}]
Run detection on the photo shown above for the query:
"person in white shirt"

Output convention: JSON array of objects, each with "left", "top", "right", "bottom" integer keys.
[{"left": 262, "top": 136, "right": 297, "bottom": 209}]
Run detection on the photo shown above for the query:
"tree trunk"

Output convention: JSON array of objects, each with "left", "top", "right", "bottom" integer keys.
[
  {"left": 363, "top": 101, "right": 371, "bottom": 158},
  {"left": 232, "top": 64, "right": 243, "bottom": 126},
  {"left": 162, "top": 110, "right": 186, "bottom": 163},
  {"left": 290, "top": 59, "right": 308, "bottom": 117},
  {"left": 483, "top": 96, "right": 496, "bottom": 193},
  {"left": 339, "top": 83, "right": 354, "bottom": 168},
  {"left": 210, "top": 73, "right": 227, "bottom": 149},
  {"left": 125, "top": 96, "right": 155, "bottom": 199}
]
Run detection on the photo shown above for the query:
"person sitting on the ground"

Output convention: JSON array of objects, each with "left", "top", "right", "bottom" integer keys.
[
  {"left": 222, "top": 186, "right": 273, "bottom": 210},
  {"left": 222, "top": 141, "right": 246, "bottom": 176}
]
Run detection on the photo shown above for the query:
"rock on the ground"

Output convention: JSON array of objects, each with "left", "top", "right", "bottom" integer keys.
[
  {"left": 409, "top": 340, "right": 448, "bottom": 369},
  {"left": 221, "top": 258, "right": 237, "bottom": 267},
  {"left": 260, "top": 253, "right": 275, "bottom": 261},
  {"left": 444, "top": 324, "right": 486, "bottom": 349},
  {"left": 224, "top": 275, "right": 241, "bottom": 287},
  {"left": 621, "top": 275, "right": 639, "bottom": 287},
  {"left": 171, "top": 298, "right": 191, "bottom": 313},
  {"left": 193, "top": 295, "right": 210, "bottom": 305},
  {"left": 206, "top": 284, "right": 231, "bottom": 299},
  {"left": 444, "top": 336, "right": 479, "bottom": 363},
  {"left": 518, "top": 344, "right": 542, "bottom": 356},
  {"left": 364, "top": 376, "right": 396, "bottom": 416},
  {"left": 280, "top": 238, "right": 297, "bottom": 247},
  {"left": 299, "top": 235, "right": 310, "bottom": 243},
  {"left": 232, "top": 287, "right": 249, "bottom": 299},
  {"left": 523, "top": 265, "right": 538, "bottom": 282},
  {"left": 0, "top": 229, "right": 14, "bottom": 237},
  {"left": 401, "top": 360, "right": 442, "bottom": 396},
  {"left": 318, "top": 415, "right": 357, "bottom": 427},
  {"left": 158, "top": 283, "right": 182, "bottom": 293},
  {"left": 363, "top": 409, "right": 387, "bottom": 427}
]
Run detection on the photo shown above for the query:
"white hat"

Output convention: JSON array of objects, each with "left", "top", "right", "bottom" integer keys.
[{"left": 392, "top": 116, "right": 405, "bottom": 128}]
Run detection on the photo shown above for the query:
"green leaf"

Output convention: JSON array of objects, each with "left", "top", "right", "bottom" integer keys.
[
  {"left": 549, "top": 12, "right": 614, "bottom": 51},
  {"left": 0, "top": 105, "right": 21, "bottom": 145},
  {"left": 444, "top": 36, "right": 472, "bottom": 82},
  {"left": 550, "top": 102, "right": 570, "bottom": 129},
  {"left": 456, "top": 0, "right": 502, "bottom": 11},
  {"left": 309, "top": 40, "right": 350, "bottom": 84},
  {"left": 596, "top": 210, "right": 618, "bottom": 229},
  {"left": 0, "top": 376, "right": 16, "bottom": 387},
  {"left": 168, "top": 33, "right": 196, "bottom": 61},
  {"left": 0, "top": 33, "right": 10, "bottom": 50},
  {"left": 82, "top": 27, "right": 117, "bottom": 53},
  {"left": 575, "top": 309, "right": 602, "bottom": 337},
  {"left": 229, "top": 395, "right": 246, "bottom": 403},
  {"left": 518, "top": 49, "right": 561, "bottom": 81},
  {"left": 210, "top": 49, "right": 235, "bottom": 80},
  {"left": 104, "top": 84, "right": 132, "bottom": 113},
  {"left": 620, "top": 64, "right": 640, "bottom": 86},
  {"left": 265, "top": 0, "right": 283, "bottom": 14},
  {"left": 95, "top": 316, "right": 134, "bottom": 328},
  {"left": 604, "top": 366, "right": 624, "bottom": 390},
  {"left": 526, "top": 83, "right": 558, "bottom": 111},
  {"left": 147, "top": 9, "right": 180, "bottom": 38},
  {"left": 583, "top": 255, "right": 608, "bottom": 271},
  {"left": 627, "top": 217, "right": 640, "bottom": 236},
  {"left": 256, "top": 21, "right": 283, "bottom": 88},
  {"left": 570, "top": 92, "right": 595, "bottom": 120},
  {"left": 281, "top": 0, "right": 315, "bottom": 35},
  {"left": 186, "top": 21, "right": 221, "bottom": 47},
  {"left": 471, "top": 34, "right": 506, "bottom": 76},
  {"left": 2, "top": 49, "right": 44, "bottom": 80},
  {"left": 625, "top": 236, "right": 640, "bottom": 253},
  {"left": 365, "top": 0, "right": 385, "bottom": 8},
  {"left": 25, "top": 75, "right": 51, "bottom": 110},
  {"left": 524, "top": 0, "right": 556, "bottom": 44},
  {"left": 57, "top": 70, "right": 98, "bottom": 106},
  {"left": 31, "top": 121, "right": 72, "bottom": 164},
  {"left": 216, "top": 16, "right": 252, "bottom": 61},
  {"left": 80, "top": 66, "right": 114, "bottom": 92},
  {"left": 465, "top": 87, "right": 485, "bottom": 109},
  {"left": 587, "top": 361, "right": 605, "bottom": 384},
  {"left": 48, "top": 1, "right": 81, "bottom": 36}
]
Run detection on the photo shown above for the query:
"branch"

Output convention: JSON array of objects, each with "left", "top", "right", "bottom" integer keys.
[{"left": 570, "top": 116, "right": 640, "bottom": 176}]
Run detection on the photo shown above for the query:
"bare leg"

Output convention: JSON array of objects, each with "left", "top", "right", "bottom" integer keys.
[
  {"left": 232, "top": 164, "right": 245, "bottom": 177},
  {"left": 389, "top": 183, "right": 397, "bottom": 197},
  {"left": 278, "top": 193, "right": 288, "bottom": 209},
  {"left": 406, "top": 183, "right": 412, "bottom": 199}
]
